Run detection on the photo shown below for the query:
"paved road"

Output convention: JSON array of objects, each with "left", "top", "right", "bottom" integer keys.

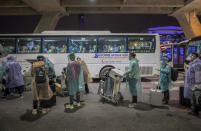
[{"left": 0, "top": 82, "right": 201, "bottom": 131}]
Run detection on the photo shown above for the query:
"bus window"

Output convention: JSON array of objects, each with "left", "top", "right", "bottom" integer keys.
[
  {"left": 43, "top": 37, "right": 67, "bottom": 53},
  {"left": 0, "top": 38, "right": 15, "bottom": 54},
  {"left": 127, "top": 36, "right": 155, "bottom": 53},
  {"left": 98, "top": 36, "right": 125, "bottom": 53},
  {"left": 17, "top": 37, "right": 41, "bottom": 53},
  {"left": 68, "top": 36, "right": 97, "bottom": 53}
]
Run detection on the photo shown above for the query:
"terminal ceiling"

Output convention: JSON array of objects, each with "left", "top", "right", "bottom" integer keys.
[{"left": 0, "top": 0, "right": 200, "bottom": 15}]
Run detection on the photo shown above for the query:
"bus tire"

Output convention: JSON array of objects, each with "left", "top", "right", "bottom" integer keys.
[{"left": 99, "top": 65, "right": 115, "bottom": 80}]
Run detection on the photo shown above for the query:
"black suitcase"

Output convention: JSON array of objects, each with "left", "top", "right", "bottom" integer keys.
[{"left": 179, "top": 86, "right": 191, "bottom": 107}]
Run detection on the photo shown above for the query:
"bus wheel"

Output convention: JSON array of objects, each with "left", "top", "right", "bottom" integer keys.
[{"left": 99, "top": 66, "right": 115, "bottom": 80}]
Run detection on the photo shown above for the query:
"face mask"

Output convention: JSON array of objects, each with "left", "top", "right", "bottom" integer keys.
[{"left": 186, "top": 55, "right": 192, "bottom": 61}]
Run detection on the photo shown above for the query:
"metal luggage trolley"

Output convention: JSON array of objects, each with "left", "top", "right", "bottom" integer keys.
[
  {"left": 192, "top": 84, "right": 201, "bottom": 111},
  {"left": 98, "top": 68, "right": 124, "bottom": 105}
]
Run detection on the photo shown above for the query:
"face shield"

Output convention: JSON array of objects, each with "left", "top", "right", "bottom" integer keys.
[
  {"left": 186, "top": 54, "right": 192, "bottom": 61},
  {"left": 68, "top": 53, "right": 75, "bottom": 62},
  {"left": 161, "top": 57, "right": 169, "bottom": 64}
]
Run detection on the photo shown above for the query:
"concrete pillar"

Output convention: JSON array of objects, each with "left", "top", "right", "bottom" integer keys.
[
  {"left": 34, "top": 12, "right": 63, "bottom": 33},
  {"left": 174, "top": 11, "right": 201, "bottom": 39}
]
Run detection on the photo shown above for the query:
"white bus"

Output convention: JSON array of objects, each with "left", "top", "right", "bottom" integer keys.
[{"left": 0, "top": 31, "right": 160, "bottom": 79}]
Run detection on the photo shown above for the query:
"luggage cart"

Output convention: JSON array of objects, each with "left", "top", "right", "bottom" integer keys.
[
  {"left": 192, "top": 84, "right": 201, "bottom": 112},
  {"left": 98, "top": 68, "right": 124, "bottom": 105}
]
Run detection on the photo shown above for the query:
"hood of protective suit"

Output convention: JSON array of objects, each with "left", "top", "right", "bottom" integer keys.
[
  {"left": 7, "top": 56, "right": 17, "bottom": 62},
  {"left": 5, "top": 55, "right": 24, "bottom": 88},
  {"left": 131, "top": 58, "right": 139, "bottom": 62}
]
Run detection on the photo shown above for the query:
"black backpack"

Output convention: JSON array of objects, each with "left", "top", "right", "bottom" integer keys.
[
  {"left": 171, "top": 67, "right": 178, "bottom": 81},
  {"left": 35, "top": 65, "right": 46, "bottom": 83}
]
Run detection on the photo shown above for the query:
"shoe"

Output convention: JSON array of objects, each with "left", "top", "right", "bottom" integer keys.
[
  {"left": 73, "top": 101, "right": 77, "bottom": 106},
  {"left": 32, "top": 109, "right": 37, "bottom": 115},
  {"left": 1, "top": 96, "right": 6, "bottom": 99},
  {"left": 42, "top": 108, "right": 48, "bottom": 114},
  {"left": 77, "top": 102, "right": 81, "bottom": 107},
  {"left": 65, "top": 104, "right": 71, "bottom": 109},
  {"left": 128, "top": 103, "right": 137, "bottom": 108},
  {"left": 163, "top": 100, "right": 168, "bottom": 104},
  {"left": 70, "top": 105, "right": 74, "bottom": 109},
  {"left": 188, "top": 111, "right": 199, "bottom": 117},
  {"left": 10, "top": 93, "right": 14, "bottom": 96},
  {"left": 46, "top": 108, "right": 50, "bottom": 112}
]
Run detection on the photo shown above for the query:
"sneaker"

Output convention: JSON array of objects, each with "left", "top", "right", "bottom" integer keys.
[
  {"left": 32, "top": 109, "right": 37, "bottom": 115},
  {"left": 1, "top": 96, "right": 6, "bottom": 99},
  {"left": 128, "top": 103, "right": 137, "bottom": 108},
  {"left": 46, "top": 108, "right": 50, "bottom": 112},
  {"left": 188, "top": 111, "right": 199, "bottom": 117},
  {"left": 73, "top": 101, "right": 77, "bottom": 106},
  {"left": 77, "top": 102, "right": 81, "bottom": 107},
  {"left": 163, "top": 101, "right": 168, "bottom": 104},
  {"left": 65, "top": 104, "right": 71, "bottom": 109},
  {"left": 128, "top": 104, "right": 134, "bottom": 108},
  {"left": 70, "top": 105, "right": 74, "bottom": 109},
  {"left": 42, "top": 108, "right": 48, "bottom": 114},
  {"left": 10, "top": 93, "right": 14, "bottom": 96}
]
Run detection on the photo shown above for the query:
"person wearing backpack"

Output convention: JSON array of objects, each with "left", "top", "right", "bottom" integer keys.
[
  {"left": 184, "top": 53, "right": 201, "bottom": 116},
  {"left": 31, "top": 56, "right": 53, "bottom": 115},
  {"left": 65, "top": 53, "right": 84, "bottom": 110},
  {"left": 159, "top": 57, "right": 173, "bottom": 104}
]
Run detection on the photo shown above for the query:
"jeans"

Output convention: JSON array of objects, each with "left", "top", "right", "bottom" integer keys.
[
  {"left": 70, "top": 92, "right": 80, "bottom": 105},
  {"left": 33, "top": 100, "right": 48, "bottom": 109},
  {"left": 132, "top": 96, "right": 137, "bottom": 103},
  {"left": 4, "top": 88, "right": 10, "bottom": 96},
  {"left": 15, "top": 85, "right": 24, "bottom": 95},
  {"left": 85, "top": 84, "right": 89, "bottom": 93}
]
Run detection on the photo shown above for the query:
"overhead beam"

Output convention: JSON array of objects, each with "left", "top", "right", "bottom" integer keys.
[
  {"left": 62, "top": 0, "right": 184, "bottom": 7},
  {"left": 0, "top": 0, "right": 29, "bottom": 8},
  {"left": 34, "top": 12, "right": 64, "bottom": 33},
  {"left": 171, "top": 0, "right": 201, "bottom": 16},
  {"left": 0, "top": 7, "right": 38, "bottom": 15},
  {"left": 63, "top": 5, "right": 184, "bottom": 8},
  {"left": 0, "top": 5, "right": 29, "bottom": 8},
  {"left": 66, "top": 7, "right": 173, "bottom": 14},
  {"left": 22, "top": 0, "right": 66, "bottom": 13}
]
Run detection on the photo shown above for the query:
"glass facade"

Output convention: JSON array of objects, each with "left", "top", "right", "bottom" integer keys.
[
  {"left": 187, "top": 40, "right": 201, "bottom": 56},
  {"left": 43, "top": 37, "right": 67, "bottom": 53},
  {"left": 173, "top": 47, "right": 178, "bottom": 64},
  {"left": 0, "top": 38, "right": 15, "bottom": 54},
  {"left": 17, "top": 37, "right": 41, "bottom": 53}
]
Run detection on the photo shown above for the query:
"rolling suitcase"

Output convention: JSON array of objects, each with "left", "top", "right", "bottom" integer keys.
[
  {"left": 150, "top": 86, "right": 163, "bottom": 106},
  {"left": 179, "top": 86, "right": 191, "bottom": 107}
]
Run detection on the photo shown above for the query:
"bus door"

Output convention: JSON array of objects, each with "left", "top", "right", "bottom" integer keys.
[{"left": 173, "top": 45, "right": 185, "bottom": 69}]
